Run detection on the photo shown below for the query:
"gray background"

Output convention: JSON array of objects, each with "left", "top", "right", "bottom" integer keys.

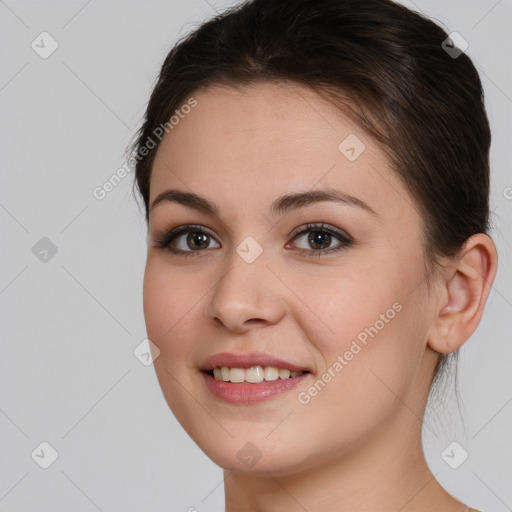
[{"left": 1, "top": 0, "right": 511, "bottom": 511}]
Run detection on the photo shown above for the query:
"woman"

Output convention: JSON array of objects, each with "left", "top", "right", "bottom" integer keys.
[{"left": 129, "top": 0, "right": 497, "bottom": 509}]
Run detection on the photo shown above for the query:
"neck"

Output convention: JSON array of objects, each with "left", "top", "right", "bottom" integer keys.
[{"left": 224, "top": 401, "right": 465, "bottom": 512}]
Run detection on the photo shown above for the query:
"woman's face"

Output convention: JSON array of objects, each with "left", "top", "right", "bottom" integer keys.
[{"left": 143, "top": 82, "right": 440, "bottom": 475}]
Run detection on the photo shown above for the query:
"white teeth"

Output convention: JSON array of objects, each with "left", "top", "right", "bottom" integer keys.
[
  {"left": 279, "top": 369, "right": 290, "bottom": 379},
  {"left": 229, "top": 368, "right": 246, "bottom": 383},
  {"left": 264, "top": 367, "right": 279, "bottom": 381},
  {"left": 211, "top": 366, "right": 306, "bottom": 383},
  {"left": 245, "top": 366, "right": 265, "bottom": 383}
]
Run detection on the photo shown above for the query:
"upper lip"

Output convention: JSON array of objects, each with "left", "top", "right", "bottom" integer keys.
[{"left": 199, "top": 352, "right": 312, "bottom": 373}]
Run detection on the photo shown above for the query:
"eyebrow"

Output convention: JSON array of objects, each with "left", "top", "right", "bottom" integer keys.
[{"left": 149, "top": 188, "right": 377, "bottom": 217}]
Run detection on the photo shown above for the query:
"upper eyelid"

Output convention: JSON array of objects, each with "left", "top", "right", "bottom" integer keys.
[{"left": 161, "top": 222, "right": 347, "bottom": 237}]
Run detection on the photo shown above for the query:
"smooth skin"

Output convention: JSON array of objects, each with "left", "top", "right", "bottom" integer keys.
[{"left": 143, "top": 81, "right": 497, "bottom": 512}]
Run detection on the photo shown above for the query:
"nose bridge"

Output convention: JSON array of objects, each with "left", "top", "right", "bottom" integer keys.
[{"left": 206, "top": 240, "right": 285, "bottom": 330}]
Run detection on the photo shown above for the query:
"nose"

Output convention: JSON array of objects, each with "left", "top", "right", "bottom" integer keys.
[{"left": 206, "top": 246, "right": 286, "bottom": 333}]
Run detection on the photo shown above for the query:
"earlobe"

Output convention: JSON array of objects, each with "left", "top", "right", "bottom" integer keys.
[{"left": 427, "top": 233, "right": 498, "bottom": 354}]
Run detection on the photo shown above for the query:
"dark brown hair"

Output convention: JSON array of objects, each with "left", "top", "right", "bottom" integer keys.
[{"left": 129, "top": 0, "right": 492, "bottom": 402}]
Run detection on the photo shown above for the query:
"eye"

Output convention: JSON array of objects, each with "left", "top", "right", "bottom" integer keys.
[
  {"left": 153, "top": 224, "right": 220, "bottom": 256},
  {"left": 153, "top": 222, "right": 353, "bottom": 257},
  {"left": 287, "top": 223, "right": 353, "bottom": 257}
]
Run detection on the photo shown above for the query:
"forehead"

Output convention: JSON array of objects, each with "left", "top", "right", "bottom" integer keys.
[{"left": 149, "top": 81, "right": 418, "bottom": 226}]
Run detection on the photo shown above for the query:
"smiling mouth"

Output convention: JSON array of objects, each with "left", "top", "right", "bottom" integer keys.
[{"left": 204, "top": 366, "right": 311, "bottom": 383}]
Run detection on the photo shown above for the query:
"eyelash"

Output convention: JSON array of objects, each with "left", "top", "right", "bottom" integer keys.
[{"left": 153, "top": 223, "right": 353, "bottom": 258}]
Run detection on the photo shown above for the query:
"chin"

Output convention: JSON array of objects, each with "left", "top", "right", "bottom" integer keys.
[{"left": 190, "top": 434, "right": 314, "bottom": 476}]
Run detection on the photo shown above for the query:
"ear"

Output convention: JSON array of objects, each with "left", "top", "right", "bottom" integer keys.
[{"left": 427, "top": 233, "right": 498, "bottom": 354}]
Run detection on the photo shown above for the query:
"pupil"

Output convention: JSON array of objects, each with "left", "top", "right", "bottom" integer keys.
[
  {"left": 188, "top": 232, "right": 209, "bottom": 249},
  {"left": 309, "top": 231, "right": 330, "bottom": 249}
]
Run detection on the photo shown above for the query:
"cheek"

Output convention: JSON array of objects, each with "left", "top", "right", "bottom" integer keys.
[
  {"left": 283, "top": 272, "right": 423, "bottom": 453},
  {"left": 293, "top": 260, "right": 399, "bottom": 352},
  {"left": 142, "top": 258, "right": 200, "bottom": 360},
  {"left": 142, "top": 259, "right": 203, "bottom": 419},
  {"left": 292, "top": 254, "right": 425, "bottom": 397}
]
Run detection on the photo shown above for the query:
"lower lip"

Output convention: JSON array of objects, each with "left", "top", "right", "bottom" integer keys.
[{"left": 201, "top": 371, "right": 311, "bottom": 404}]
